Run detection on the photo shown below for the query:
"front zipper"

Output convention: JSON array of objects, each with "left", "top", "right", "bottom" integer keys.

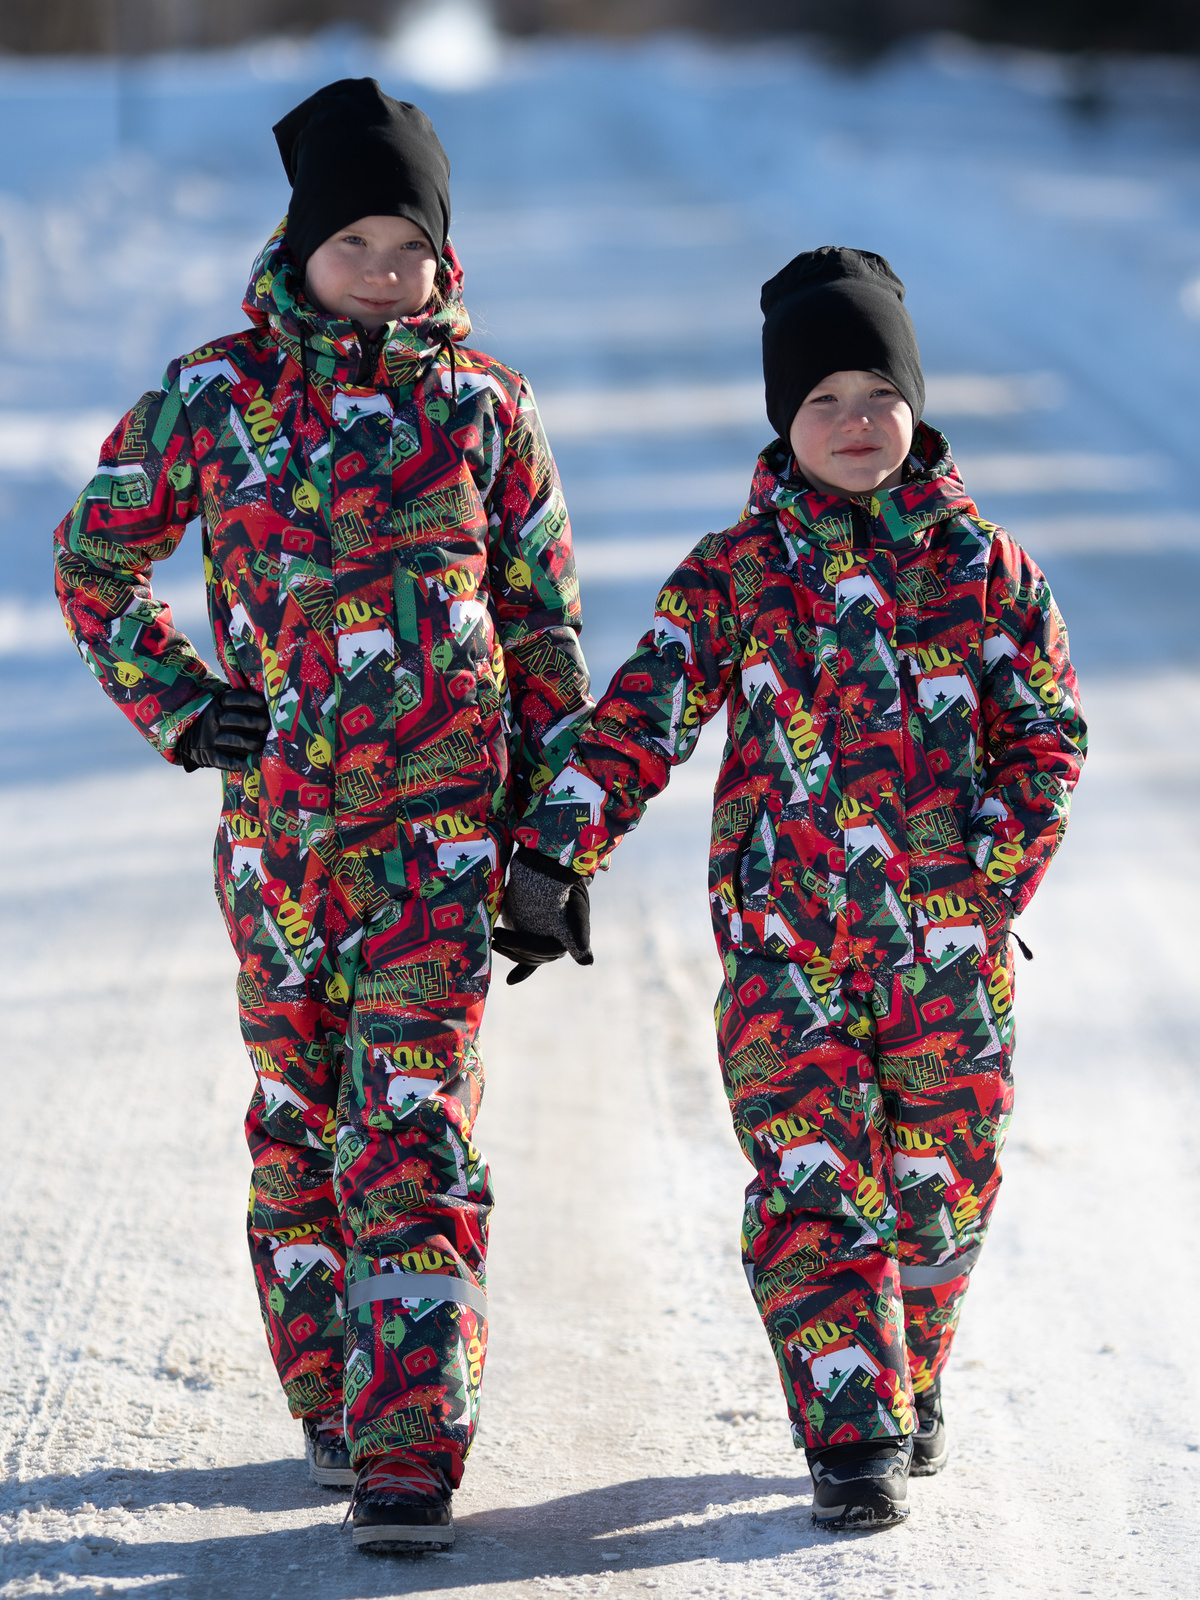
[{"left": 352, "top": 322, "right": 386, "bottom": 386}]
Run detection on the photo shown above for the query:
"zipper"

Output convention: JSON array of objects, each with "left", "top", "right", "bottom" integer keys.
[
  {"left": 730, "top": 805, "right": 760, "bottom": 914},
  {"left": 352, "top": 322, "right": 386, "bottom": 387}
]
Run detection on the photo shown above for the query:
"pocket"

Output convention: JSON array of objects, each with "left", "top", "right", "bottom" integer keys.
[
  {"left": 914, "top": 864, "right": 1010, "bottom": 969},
  {"left": 731, "top": 810, "right": 756, "bottom": 913},
  {"left": 975, "top": 880, "right": 1014, "bottom": 955}
]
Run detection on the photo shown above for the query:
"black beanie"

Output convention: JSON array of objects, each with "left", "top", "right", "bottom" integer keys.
[
  {"left": 274, "top": 78, "right": 451, "bottom": 270},
  {"left": 760, "top": 247, "right": 924, "bottom": 440}
]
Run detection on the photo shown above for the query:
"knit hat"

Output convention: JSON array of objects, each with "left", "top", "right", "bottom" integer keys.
[
  {"left": 760, "top": 247, "right": 924, "bottom": 440},
  {"left": 273, "top": 78, "right": 451, "bottom": 270}
]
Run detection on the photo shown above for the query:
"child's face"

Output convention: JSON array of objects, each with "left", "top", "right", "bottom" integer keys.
[
  {"left": 787, "top": 370, "right": 914, "bottom": 498},
  {"left": 304, "top": 214, "right": 438, "bottom": 329}
]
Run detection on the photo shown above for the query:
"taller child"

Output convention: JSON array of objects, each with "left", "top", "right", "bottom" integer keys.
[
  {"left": 54, "top": 79, "right": 593, "bottom": 1552},
  {"left": 506, "top": 247, "right": 1086, "bottom": 1529}
]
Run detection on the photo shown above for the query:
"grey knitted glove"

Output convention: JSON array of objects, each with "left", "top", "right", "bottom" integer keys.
[{"left": 493, "top": 849, "right": 593, "bottom": 985}]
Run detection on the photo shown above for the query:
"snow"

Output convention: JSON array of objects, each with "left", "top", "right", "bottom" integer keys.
[{"left": 1, "top": 21, "right": 1199, "bottom": 1599}]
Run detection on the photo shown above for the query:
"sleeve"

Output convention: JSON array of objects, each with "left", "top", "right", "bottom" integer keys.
[
  {"left": 52, "top": 364, "right": 227, "bottom": 761},
  {"left": 485, "top": 375, "right": 593, "bottom": 809},
  {"left": 514, "top": 531, "right": 744, "bottom": 876},
  {"left": 967, "top": 529, "right": 1087, "bottom": 912}
]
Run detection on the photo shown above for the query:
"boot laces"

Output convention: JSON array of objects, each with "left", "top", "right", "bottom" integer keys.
[{"left": 342, "top": 1456, "right": 449, "bottom": 1525}]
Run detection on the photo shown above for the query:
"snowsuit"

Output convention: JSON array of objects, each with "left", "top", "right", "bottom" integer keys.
[
  {"left": 516, "top": 426, "right": 1085, "bottom": 1449},
  {"left": 54, "top": 225, "right": 591, "bottom": 1486}
]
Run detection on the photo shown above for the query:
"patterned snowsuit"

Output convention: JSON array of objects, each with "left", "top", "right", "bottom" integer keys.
[
  {"left": 54, "top": 226, "right": 591, "bottom": 1486},
  {"left": 516, "top": 428, "right": 1085, "bottom": 1449}
]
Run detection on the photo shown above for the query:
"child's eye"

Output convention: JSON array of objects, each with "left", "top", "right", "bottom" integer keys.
[{"left": 342, "top": 235, "right": 367, "bottom": 246}]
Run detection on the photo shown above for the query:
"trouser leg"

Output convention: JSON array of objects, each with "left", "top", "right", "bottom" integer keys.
[
  {"left": 242, "top": 991, "right": 347, "bottom": 1419},
  {"left": 337, "top": 870, "right": 494, "bottom": 1489},
  {"left": 888, "top": 935, "right": 1016, "bottom": 1394},
  {"left": 717, "top": 951, "right": 912, "bottom": 1451}
]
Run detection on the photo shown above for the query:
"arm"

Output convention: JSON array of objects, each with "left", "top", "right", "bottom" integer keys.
[
  {"left": 485, "top": 377, "right": 593, "bottom": 811},
  {"left": 514, "top": 530, "right": 745, "bottom": 875},
  {"left": 53, "top": 370, "right": 228, "bottom": 760},
  {"left": 967, "top": 529, "right": 1086, "bottom": 912}
]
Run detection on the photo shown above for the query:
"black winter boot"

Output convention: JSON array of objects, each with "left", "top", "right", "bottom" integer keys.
[
  {"left": 346, "top": 1457, "right": 454, "bottom": 1552},
  {"left": 910, "top": 1382, "right": 949, "bottom": 1477},
  {"left": 303, "top": 1414, "right": 355, "bottom": 1489},
  {"left": 807, "top": 1436, "right": 913, "bottom": 1530}
]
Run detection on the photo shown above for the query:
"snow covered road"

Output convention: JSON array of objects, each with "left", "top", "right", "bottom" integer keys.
[{"left": 2, "top": 24, "right": 1200, "bottom": 1600}]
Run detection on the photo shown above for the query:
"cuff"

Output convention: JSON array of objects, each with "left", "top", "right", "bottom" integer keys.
[{"left": 512, "top": 845, "right": 583, "bottom": 885}]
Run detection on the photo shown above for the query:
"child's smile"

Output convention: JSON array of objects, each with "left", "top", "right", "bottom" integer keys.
[
  {"left": 304, "top": 213, "right": 439, "bottom": 329},
  {"left": 788, "top": 369, "right": 914, "bottom": 498}
]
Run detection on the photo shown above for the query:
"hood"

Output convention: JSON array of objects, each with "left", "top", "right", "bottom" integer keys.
[
  {"left": 747, "top": 422, "right": 976, "bottom": 550},
  {"left": 242, "top": 220, "right": 472, "bottom": 387}
]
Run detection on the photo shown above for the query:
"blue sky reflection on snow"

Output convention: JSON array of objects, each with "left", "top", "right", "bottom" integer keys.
[{"left": 0, "top": 29, "right": 1198, "bottom": 782}]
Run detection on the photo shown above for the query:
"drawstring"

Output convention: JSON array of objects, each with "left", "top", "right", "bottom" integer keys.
[
  {"left": 437, "top": 333, "right": 458, "bottom": 404},
  {"left": 1013, "top": 932, "right": 1034, "bottom": 962},
  {"left": 298, "top": 334, "right": 310, "bottom": 423}
]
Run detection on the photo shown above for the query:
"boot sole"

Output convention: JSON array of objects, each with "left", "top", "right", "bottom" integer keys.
[
  {"left": 812, "top": 1497, "right": 909, "bottom": 1530},
  {"left": 909, "top": 1447, "right": 949, "bottom": 1478},
  {"left": 309, "top": 1462, "right": 357, "bottom": 1488},
  {"left": 353, "top": 1523, "right": 455, "bottom": 1552}
]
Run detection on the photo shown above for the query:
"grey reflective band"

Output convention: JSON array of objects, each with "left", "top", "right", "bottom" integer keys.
[
  {"left": 898, "top": 1245, "right": 982, "bottom": 1288},
  {"left": 346, "top": 1271, "right": 488, "bottom": 1319}
]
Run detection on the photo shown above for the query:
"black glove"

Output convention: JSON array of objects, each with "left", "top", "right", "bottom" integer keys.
[
  {"left": 176, "top": 687, "right": 271, "bottom": 773},
  {"left": 493, "top": 848, "right": 593, "bottom": 986}
]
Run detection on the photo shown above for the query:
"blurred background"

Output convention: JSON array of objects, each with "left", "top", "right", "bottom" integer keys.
[
  {"left": 2, "top": 13, "right": 1199, "bottom": 1590},
  {"left": 1, "top": 0, "right": 1198, "bottom": 779}
]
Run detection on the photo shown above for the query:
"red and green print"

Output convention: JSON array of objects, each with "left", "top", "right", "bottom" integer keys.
[
  {"left": 519, "top": 426, "right": 1084, "bottom": 1447},
  {"left": 518, "top": 426, "right": 1084, "bottom": 975},
  {"left": 54, "top": 223, "right": 593, "bottom": 1483}
]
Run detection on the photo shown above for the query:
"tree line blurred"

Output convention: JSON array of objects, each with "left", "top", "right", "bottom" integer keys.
[{"left": 3, "top": 0, "right": 1198, "bottom": 56}]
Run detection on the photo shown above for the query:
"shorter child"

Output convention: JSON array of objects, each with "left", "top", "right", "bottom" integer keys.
[{"left": 501, "top": 247, "right": 1086, "bottom": 1529}]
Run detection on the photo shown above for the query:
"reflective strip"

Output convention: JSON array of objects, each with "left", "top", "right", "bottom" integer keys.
[
  {"left": 346, "top": 1271, "right": 487, "bottom": 1319},
  {"left": 898, "top": 1245, "right": 982, "bottom": 1289}
]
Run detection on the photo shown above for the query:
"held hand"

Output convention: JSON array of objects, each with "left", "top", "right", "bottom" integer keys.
[
  {"left": 493, "top": 849, "right": 593, "bottom": 986},
  {"left": 177, "top": 687, "right": 271, "bottom": 772}
]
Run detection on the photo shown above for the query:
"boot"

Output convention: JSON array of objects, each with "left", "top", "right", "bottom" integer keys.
[
  {"left": 346, "top": 1456, "right": 454, "bottom": 1553},
  {"left": 910, "top": 1381, "right": 949, "bottom": 1477},
  {"left": 303, "top": 1414, "right": 355, "bottom": 1490},
  {"left": 807, "top": 1436, "right": 913, "bottom": 1530}
]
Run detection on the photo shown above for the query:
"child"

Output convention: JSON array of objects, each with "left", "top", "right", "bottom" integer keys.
[
  {"left": 503, "top": 247, "right": 1086, "bottom": 1529},
  {"left": 54, "top": 78, "right": 594, "bottom": 1552}
]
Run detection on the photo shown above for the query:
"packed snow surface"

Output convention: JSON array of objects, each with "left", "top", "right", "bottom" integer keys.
[{"left": 1, "top": 23, "right": 1199, "bottom": 1600}]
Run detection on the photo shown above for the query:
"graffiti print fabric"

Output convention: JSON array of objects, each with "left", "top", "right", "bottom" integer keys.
[
  {"left": 54, "top": 224, "right": 592, "bottom": 1479},
  {"left": 720, "top": 926, "right": 1015, "bottom": 1448},
  {"left": 518, "top": 426, "right": 1084, "bottom": 967},
  {"left": 239, "top": 835, "right": 496, "bottom": 1486},
  {"left": 519, "top": 426, "right": 1084, "bottom": 1447}
]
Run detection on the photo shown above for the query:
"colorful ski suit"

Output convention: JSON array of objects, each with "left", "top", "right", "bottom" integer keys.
[
  {"left": 54, "top": 225, "right": 592, "bottom": 1485},
  {"left": 517, "top": 426, "right": 1085, "bottom": 1448}
]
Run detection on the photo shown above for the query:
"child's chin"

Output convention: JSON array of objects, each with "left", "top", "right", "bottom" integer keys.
[{"left": 826, "top": 475, "right": 879, "bottom": 496}]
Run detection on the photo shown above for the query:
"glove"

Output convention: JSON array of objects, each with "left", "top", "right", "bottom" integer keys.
[
  {"left": 176, "top": 687, "right": 271, "bottom": 772},
  {"left": 492, "top": 848, "right": 593, "bottom": 986}
]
